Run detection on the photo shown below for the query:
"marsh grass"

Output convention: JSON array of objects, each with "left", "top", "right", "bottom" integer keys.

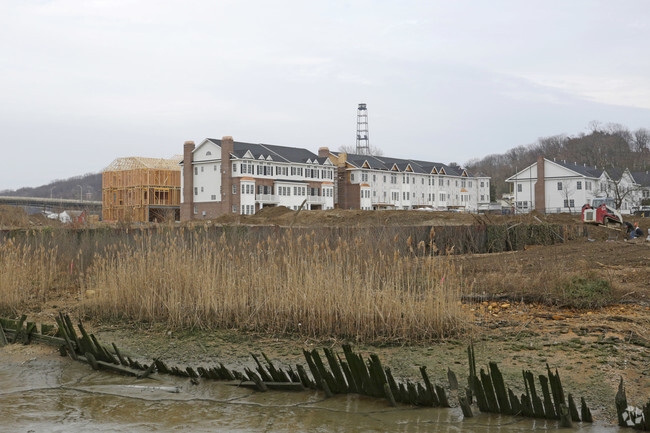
[
  {"left": 0, "top": 238, "right": 61, "bottom": 314},
  {"left": 80, "top": 227, "right": 467, "bottom": 341}
]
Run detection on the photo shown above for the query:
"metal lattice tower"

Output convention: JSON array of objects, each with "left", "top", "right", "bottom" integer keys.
[{"left": 356, "top": 103, "right": 370, "bottom": 155}]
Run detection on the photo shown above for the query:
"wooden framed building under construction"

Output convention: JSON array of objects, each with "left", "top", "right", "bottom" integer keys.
[{"left": 102, "top": 156, "right": 182, "bottom": 223}]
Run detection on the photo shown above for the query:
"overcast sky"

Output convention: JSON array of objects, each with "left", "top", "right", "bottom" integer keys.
[{"left": 2, "top": 1, "right": 649, "bottom": 190}]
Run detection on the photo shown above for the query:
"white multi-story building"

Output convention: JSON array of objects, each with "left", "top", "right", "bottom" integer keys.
[
  {"left": 327, "top": 150, "right": 491, "bottom": 211},
  {"left": 181, "top": 137, "right": 335, "bottom": 220},
  {"left": 506, "top": 156, "right": 647, "bottom": 214}
]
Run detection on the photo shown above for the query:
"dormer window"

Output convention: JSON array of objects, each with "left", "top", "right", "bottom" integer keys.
[{"left": 206, "top": 151, "right": 212, "bottom": 156}]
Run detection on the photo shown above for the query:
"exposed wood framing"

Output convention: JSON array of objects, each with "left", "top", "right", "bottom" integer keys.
[{"left": 102, "top": 157, "right": 182, "bottom": 223}]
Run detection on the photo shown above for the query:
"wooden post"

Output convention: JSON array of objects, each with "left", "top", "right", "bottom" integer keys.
[
  {"left": 459, "top": 393, "right": 473, "bottom": 418},
  {"left": 420, "top": 365, "right": 438, "bottom": 406},
  {"left": 580, "top": 397, "right": 593, "bottom": 423},
  {"left": 615, "top": 377, "right": 627, "bottom": 427},
  {"left": 538, "top": 374, "right": 557, "bottom": 419},
  {"left": 489, "top": 362, "right": 511, "bottom": 414},
  {"left": 480, "top": 368, "right": 499, "bottom": 413},
  {"left": 559, "top": 404, "right": 573, "bottom": 428},
  {"left": 383, "top": 383, "right": 397, "bottom": 407},
  {"left": 85, "top": 352, "right": 99, "bottom": 370},
  {"left": 303, "top": 349, "right": 323, "bottom": 391},
  {"left": 567, "top": 393, "right": 581, "bottom": 422},
  {"left": 11, "top": 314, "right": 27, "bottom": 344},
  {"left": 0, "top": 322, "right": 7, "bottom": 346},
  {"left": 324, "top": 348, "right": 348, "bottom": 393},
  {"left": 138, "top": 360, "right": 156, "bottom": 379},
  {"left": 112, "top": 343, "right": 129, "bottom": 366},
  {"left": 321, "top": 379, "right": 333, "bottom": 398},
  {"left": 296, "top": 364, "right": 314, "bottom": 389},
  {"left": 447, "top": 368, "right": 459, "bottom": 390}
]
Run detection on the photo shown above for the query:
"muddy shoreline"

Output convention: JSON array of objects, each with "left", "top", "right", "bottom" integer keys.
[{"left": 71, "top": 301, "right": 646, "bottom": 425}]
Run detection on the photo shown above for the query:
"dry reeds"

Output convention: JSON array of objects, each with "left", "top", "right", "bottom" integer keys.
[
  {"left": 81, "top": 228, "right": 467, "bottom": 341},
  {"left": 0, "top": 238, "right": 60, "bottom": 313}
]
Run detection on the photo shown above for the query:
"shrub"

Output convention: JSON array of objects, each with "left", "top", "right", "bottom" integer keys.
[{"left": 557, "top": 274, "right": 612, "bottom": 309}]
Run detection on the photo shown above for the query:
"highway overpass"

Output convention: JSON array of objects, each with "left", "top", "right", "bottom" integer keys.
[{"left": 0, "top": 196, "right": 102, "bottom": 213}]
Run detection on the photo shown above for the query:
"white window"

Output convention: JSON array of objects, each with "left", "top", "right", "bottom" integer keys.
[
  {"left": 211, "top": 194, "right": 216, "bottom": 200},
  {"left": 194, "top": 187, "right": 197, "bottom": 195},
  {"left": 200, "top": 186, "right": 204, "bottom": 192},
  {"left": 577, "top": 181, "right": 582, "bottom": 190},
  {"left": 201, "top": 166, "right": 204, "bottom": 172},
  {"left": 350, "top": 174, "right": 355, "bottom": 182},
  {"left": 232, "top": 205, "right": 237, "bottom": 213},
  {"left": 232, "top": 184, "right": 237, "bottom": 194},
  {"left": 517, "top": 184, "right": 522, "bottom": 192},
  {"left": 194, "top": 167, "right": 198, "bottom": 175},
  {"left": 193, "top": 205, "right": 198, "bottom": 215},
  {"left": 232, "top": 163, "right": 237, "bottom": 172},
  {"left": 214, "top": 165, "right": 217, "bottom": 171},
  {"left": 557, "top": 182, "right": 563, "bottom": 191}
]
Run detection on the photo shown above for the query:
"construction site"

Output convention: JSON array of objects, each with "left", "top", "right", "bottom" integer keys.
[{"left": 101, "top": 156, "right": 182, "bottom": 223}]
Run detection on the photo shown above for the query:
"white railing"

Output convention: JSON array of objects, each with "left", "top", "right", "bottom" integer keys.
[
  {"left": 307, "top": 195, "right": 325, "bottom": 204},
  {"left": 256, "top": 194, "right": 278, "bottom": 203}
]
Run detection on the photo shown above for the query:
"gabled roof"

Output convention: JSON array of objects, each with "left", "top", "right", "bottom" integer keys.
[
  {"left": 334, "top": 152, "right": 470, "bottom": 177},
  {"left": 507, "top": 158, "right": 603, "bottom": 182},
  {"left": 206, "top": 138, "right": 321, "bottom": 164},
  {"left": 631, "top": 171, "right": 650, "bottom": 187},
  {"left": 104, "top": 156, "right": 183, "bottom": 172},
  {"left": 553, "top": 160, "right": 603, "bottom": 178}
]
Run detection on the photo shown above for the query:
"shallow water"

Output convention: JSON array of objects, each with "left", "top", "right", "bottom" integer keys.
[{"left": 0, "top": 349, "right": 621, "bottom": 433}]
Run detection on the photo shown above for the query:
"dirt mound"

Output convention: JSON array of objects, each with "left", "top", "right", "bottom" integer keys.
[
  {"left": 254, "top": 205, "right": 294, "bottom": 218},
  {"left": 0, "top": 205, "right": 62, "bottom": 229}
]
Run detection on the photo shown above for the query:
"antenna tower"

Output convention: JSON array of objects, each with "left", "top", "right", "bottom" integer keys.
[{"left": 356, "top": 103, "right": 370, "bottom": 155}]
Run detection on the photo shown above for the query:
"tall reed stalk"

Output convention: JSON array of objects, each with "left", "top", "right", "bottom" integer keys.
[
  {"left": 82, "top": 228, "right": 466, "bottom": 341},
  {"left": 0, "top": 239, "right": 60, "bottom": 313}
]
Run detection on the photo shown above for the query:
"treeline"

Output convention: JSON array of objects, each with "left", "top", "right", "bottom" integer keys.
[
  {"left": 466, "top": 122, "right": 650, "bottom": 198},
  {"left": 0, "top": 173, "right": 102, "bottom": 201}
]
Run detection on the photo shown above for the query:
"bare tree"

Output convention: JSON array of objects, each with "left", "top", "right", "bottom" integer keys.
[
  {"left": 559, "top": 181, "right": 576, "bottom": 214},
  {"left": 603, "top": 174, "right": 642, "bottom": 210},
  {"left": 337, "top": 144, "right": 384, "bottom": 156},
  {"left": 633, "top": 128, "right": 650, "bottom": 153},
  {"left": 587, "top": 120, "right": 603, "bottom": 133}
]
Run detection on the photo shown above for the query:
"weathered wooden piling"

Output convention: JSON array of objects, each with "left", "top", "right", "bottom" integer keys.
[
  {"left": 567, "top": 393, "right": 581, "bottom": 422},
  {"left": 489, "top": 362, "right": 511, "bottom": 414},
  {"left": 581, "top": 397, "right": 593, "bottom": 423},
  {"left": 384, "top": 383, "right": 397, "bottom": 407},
  {"left": 616, "top": 377, "right": 628, "bottom": 427},
  {"left": 0, "top": 322, "right": 7, "bottom": 347},
  {"left": 420, "top": 366, "right": 438, "bottom": 406},
  {"left": 480, "top": 368, "right": 500, "bottom": 413},
  {"left": 559, "top": 404, "right": 573, "bottom": 428},
  {"left": 538, "top": 374, "right": 557, "bottom": 419},
  {"left": 447, "top": 368, "right": 459, "bottom": 390}
]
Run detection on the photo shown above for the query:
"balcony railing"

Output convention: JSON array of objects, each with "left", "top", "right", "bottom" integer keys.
[
  {"left": 307, "top": 195, "right": 326, "bottom": 204},
  {"left": 255, "top": 194, "right": 279, "bottom": 203}
]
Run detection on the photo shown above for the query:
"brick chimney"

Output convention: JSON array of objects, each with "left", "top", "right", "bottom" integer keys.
[
  {"left": 220, "top": 136, "right": 236, "bottom": 213},
  {"left": 181, "top": 140, "right": 195, "bottom": 221},
  {"left": 534, "top": 156, "right": 545, "bottom": 213},
  {"left": 318, "top": 147, "right": 330, "bottom": 158}
]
